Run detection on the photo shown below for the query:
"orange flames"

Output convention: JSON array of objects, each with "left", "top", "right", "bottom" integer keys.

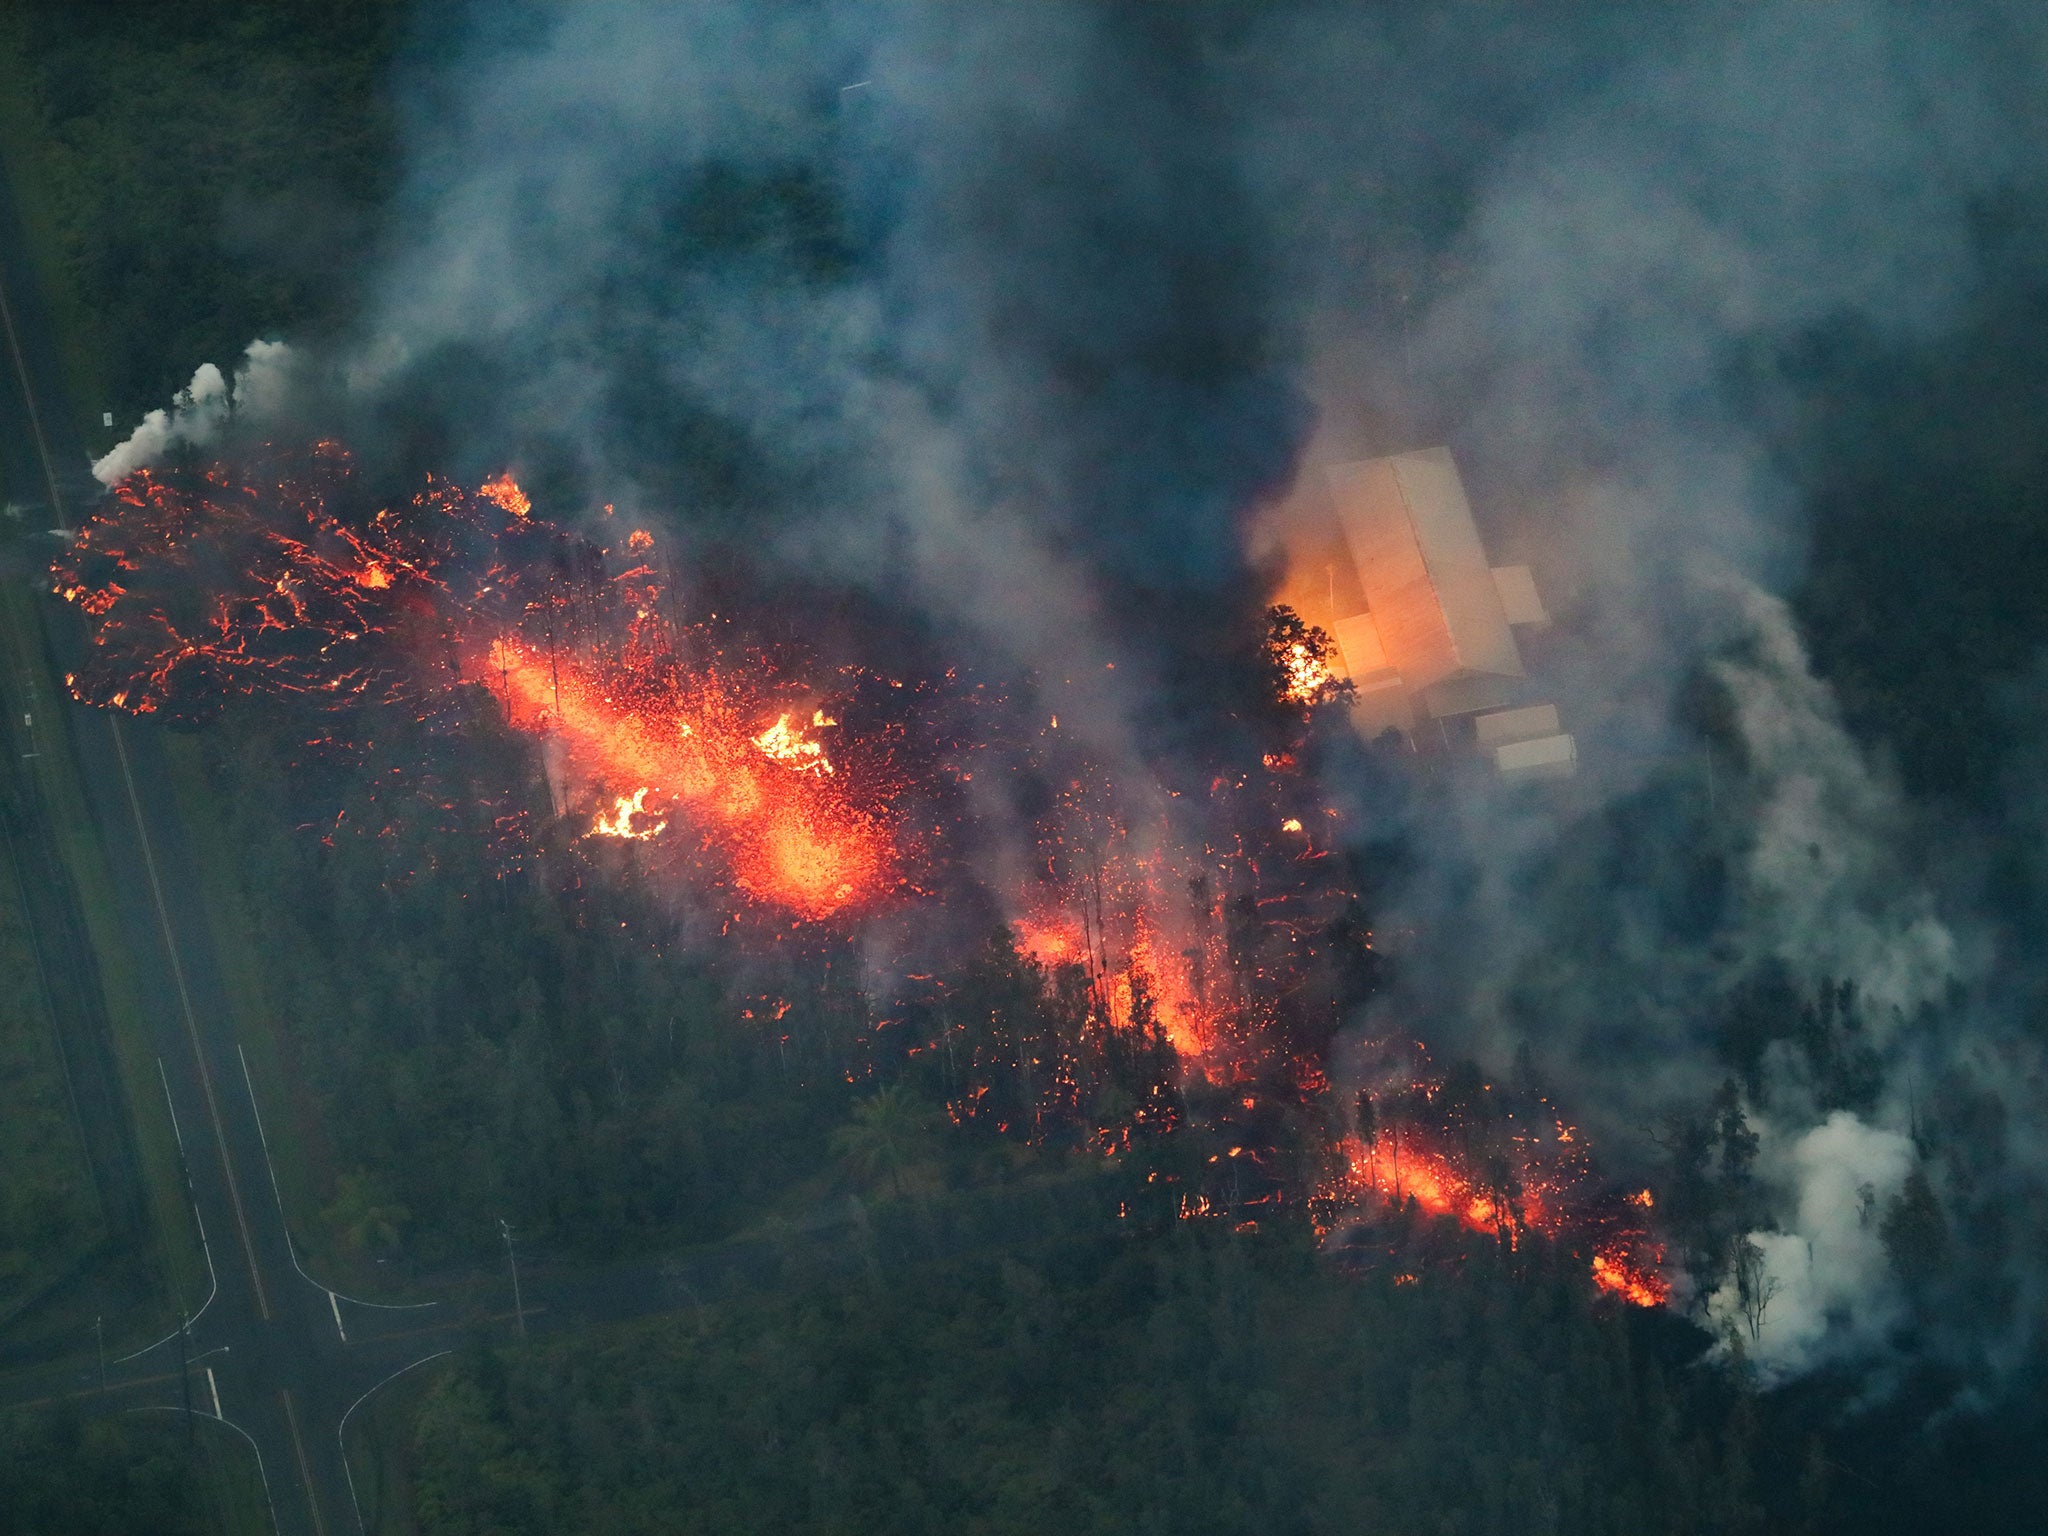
[
  {"left": 1324, "top": 1069, "right": 1670, "bottom": 1307},
  {"left": 592, "top": 787, "right": 667, "bottom": 841},
  {"left": 1277, "top": 637, "right": 1336, "bottom": 706},
  {"left": 1592, "top": 1247, "right": 1672, "bottom": 1307},
  {"left": 53, "top": 447, "right": 894, "bottom": 922},
  {"left": 478, "top": 471, "right": 531, "bottom": 519},
  {"left": 1335, "top": 1129, "right": 1535, "bottom": 1236},
  {"left": 1265, "top": 606, "right": 1349, "bottom": 711},
  {"left": 1009, "top": 859, "right": 1227, "bottom": 1064},
  {"left": 1011, "top": 914, "right": 1088, "bottom": 970},
  {"left": 752, "top": 710, "right": 836, "bottom": 776}
]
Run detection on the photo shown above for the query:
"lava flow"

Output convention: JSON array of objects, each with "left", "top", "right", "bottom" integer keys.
[
  {"left": 1008, "top": 849, "right": 1230, "bottom": 1062},
  {"left": 1316, "top": 1049, "right": 1670, "bottom": 1307},
  {"left": 53, "top": 442, "right": 897, "bottom": 920},
  {"left": 485, "top": 638, "right": 887, "bottom": 918},
  {"left": 53, "top": 441, "right": 1670, "bottom": 1306}
]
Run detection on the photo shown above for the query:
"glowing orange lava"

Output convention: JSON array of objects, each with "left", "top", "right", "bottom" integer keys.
[
  {"left": 1592, "top": 1248, "right": 1672, "bottom": 1308},
  {"left": 752, "top": 710, "right": 835, "bottom": 776},
  {"left": 54, "top": 443, "right": 1672, "bottom": 1314},
  {"left": 54, "top": 447, "right": 893, "bottom": 922},
  {"left": 1326, "top": 1071, "right": 1669, "bottom": 1307},
  {"left": 1009, "top": 887, "right": 1224, "bottom": 1063},
  {"left": 1342, "top": 1135, "right": 1539, "bottom": 1234},
  {"left": 1011, "top": 914, "right": 1087, "bottom": 969},
  {"left": 488, "top": 639, "right": 887, "bottom": 918}
]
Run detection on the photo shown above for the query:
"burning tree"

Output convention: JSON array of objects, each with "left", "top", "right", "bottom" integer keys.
[{"left": 1265, "top": 604, "right": 1353, "bottom": 711}]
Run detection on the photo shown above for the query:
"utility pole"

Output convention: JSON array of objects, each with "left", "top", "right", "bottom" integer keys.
[{"left": 499, "top": 1219, "right": 526, "bottom": 1339}]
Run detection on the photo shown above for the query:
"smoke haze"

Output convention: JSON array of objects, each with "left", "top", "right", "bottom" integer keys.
[
  {"left": 1257, "top": 1, "right": 2048, "bottom": 1381},
  {"left": 107, "top": 0, "right": 2048, "bottom": 1388}
]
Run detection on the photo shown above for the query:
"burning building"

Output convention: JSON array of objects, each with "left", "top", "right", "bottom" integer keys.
[{"left": 1262, "top": 447, "right": 1576, "bottom": 778}]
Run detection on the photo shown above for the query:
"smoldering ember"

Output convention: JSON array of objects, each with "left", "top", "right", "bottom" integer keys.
[{"left": 1, "top": 7, "right": 2044, "bottom": 1536}]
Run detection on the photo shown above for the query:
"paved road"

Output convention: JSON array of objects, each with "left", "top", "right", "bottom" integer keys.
[
  {"left": 0, "top": 160, "right": 893, "bottom": 1535},
  {"left": 0, "top": 162, "right": 475, "bottom": 1536},
  {"left": 0, "top": 604, "right": 154, "bottom": 1287}
]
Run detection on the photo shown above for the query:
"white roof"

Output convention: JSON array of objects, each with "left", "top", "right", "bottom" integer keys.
[
  {"left": 1324, "top": 448, "right": 1524, "bottom": 694},
  {"left": 1490, "top": 565, "right": 1548, "bottom": 626},
  {"left": 1474, "top": 703, "right": 1561, "bottom": 749},
  {"left": 1494, "top": 732, "right": 1577, "bottom": 778}
]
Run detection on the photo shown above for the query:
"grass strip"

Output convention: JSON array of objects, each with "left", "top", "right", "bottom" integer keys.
[
  {"left": 0, "top": 828, "right": 105, "bottom": 1329},
  {"left": 341, "top": 1359, "right": 444, "bottom": 1536},
  {"left": 0, "top": 574, "right": 206, "bottom": 1335},
  {"left": 158, "top": 737, "right": 327, "bottom": 1248},
  {"left": 161, "top": 732, "right": 428, "bottom": 1302}
]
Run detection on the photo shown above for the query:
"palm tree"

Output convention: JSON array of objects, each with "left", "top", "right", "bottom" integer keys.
[{"left": 830, "top": 1085, "right": 937, "bottom": 1199}]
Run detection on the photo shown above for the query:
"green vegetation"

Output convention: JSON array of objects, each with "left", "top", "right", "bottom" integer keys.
[
  {"left": 0, "top": 1401, "right": 275, "bottom": 1536},
  {"left": 346, "top": 1364, "right": 440, "bottom": 1536},
  {"left": 3, "top": 7, "right": 2045, "bottom": 1536},
  {"left": 0, "top": 1406, "right": 207, "bottom": 1536},
  {"left": 407, "top": 1217, "right": 1755, "bottom": 1536},
  {"left": 157, "top": 731, "right": 358, "bottom": 1290},
  {"left": 0, "top": 1, "right": 402, "bottom": 428},
  {"left": 0, "top": 820, "right": 100, "bottom": 1320},
  {"left": 185, "top": 684, "right": 1197, "bottom": 1272},
  {"left": 0, "top": 15, "right": 107, "bottom": 443},
  {"left": 193, "top": 697, "right": 859, "bottom": 1265},
  {"left": 0, "top": 573, "right": 205, "bottom": 1338},
  {"left": 1775, "top": 283, "right": 2048, "bottom": 809}
]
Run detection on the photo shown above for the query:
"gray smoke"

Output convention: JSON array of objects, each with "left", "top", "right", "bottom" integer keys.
[
  {"left": 219, "top": 0, "right": 2048, "bottom": 1384},
  {"left": 1244, "top": 0, "right": 2048, "bottom": 1380}
]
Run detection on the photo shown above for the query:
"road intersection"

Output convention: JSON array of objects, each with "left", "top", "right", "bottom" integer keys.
[
  {"left": 0, "top": 163, "right": 491, "bottom": 1536},
  {"left": 0, "top": 161, "right": 883, "bottom": 1535}
]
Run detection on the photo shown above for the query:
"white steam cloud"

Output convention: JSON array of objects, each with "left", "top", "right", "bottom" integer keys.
[
  {"left": 94, "top": 338, "right": 296, "bottom": 484},
  {"left": 1708, "top": 1112, "right": 1916, "bottom": 1379}
]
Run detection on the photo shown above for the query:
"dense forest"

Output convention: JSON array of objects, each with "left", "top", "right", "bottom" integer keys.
[
  {"left": 0, "top": 1408, "right": 206, "bottom": 1536},
  {"left": 190, "top": 674, "right": 1256, "bottom": 1272},
  {"left": 1775, "top": 286, "right": 2048, "bottom": 814},
  {"left": 0, "top": 0, "right": 401, "bottom": 426},
  {"left": 5, "top": 5, "right": 2048, "bottom": 1536},
  {"left": 407, "top": 1223, "right": 1760, "bottom": 1536}
]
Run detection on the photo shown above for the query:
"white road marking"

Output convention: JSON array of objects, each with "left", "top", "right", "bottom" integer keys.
[{"left": 338, "top": 1350, "right": 453, "bottom": 1536}]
